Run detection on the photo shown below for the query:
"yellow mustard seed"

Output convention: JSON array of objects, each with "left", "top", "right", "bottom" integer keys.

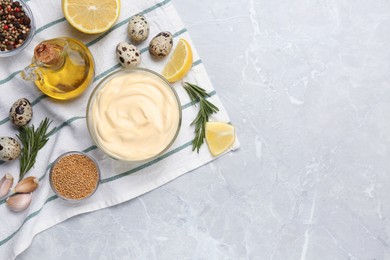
[{"left": 51, "top": 153, "right": 99, "bottom": 200}]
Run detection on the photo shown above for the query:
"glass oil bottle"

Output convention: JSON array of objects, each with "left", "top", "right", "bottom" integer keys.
[{"left": 21, "top": 37, "right": 95, "bottom": 100}]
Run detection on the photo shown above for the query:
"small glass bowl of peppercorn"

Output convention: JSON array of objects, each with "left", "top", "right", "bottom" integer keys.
[
  {"left": 49, "top": 151, "right": 101, "bottom": 202},
  {"left": 0, "top": 0, "right": 35, "bottom": 57}
]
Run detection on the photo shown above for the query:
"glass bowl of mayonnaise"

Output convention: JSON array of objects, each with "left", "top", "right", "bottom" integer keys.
[{"left": 86, "top": 68, "right": 182, "bottom": 162}]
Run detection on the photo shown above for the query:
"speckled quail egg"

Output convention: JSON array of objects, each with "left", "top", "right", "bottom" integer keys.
[
  {"left": 9, "top": 98, "right": 33, "bottom": 127},
  {"left": 127, "top": 15, "right": 150, "bottom": 43},
  {"left": 116, "top": 42, "right": 141, "bottom": 68},
  {"left": 149, "top": 31, "right": 173, "bottom": 58},
  {"left": 0, "top": 137, "right": 21, "bottom": 161}
]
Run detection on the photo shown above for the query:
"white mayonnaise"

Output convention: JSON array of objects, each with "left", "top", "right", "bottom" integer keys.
[{"left": 89, "top": 70, "right": 181, "bottom": 161}]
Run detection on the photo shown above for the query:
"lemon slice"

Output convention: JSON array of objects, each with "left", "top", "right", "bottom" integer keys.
[
  {"left": 162, "top": 38, "right": 193, "bottom": 83},
  {"left": 62, "top": 0, "right": 120, "bottom": 34},
  {"left": 205, "top": 122, "right": 235, "bottom": 156}
]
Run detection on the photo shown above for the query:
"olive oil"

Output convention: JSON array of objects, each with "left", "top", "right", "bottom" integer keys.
[{"left": 21, "top": 37, "right": 95, "bottom": 100}]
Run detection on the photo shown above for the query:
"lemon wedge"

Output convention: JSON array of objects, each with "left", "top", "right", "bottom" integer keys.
[
  {"left": 62, "top": 0, "right": 120, "bottom": 34},
  {"left": 162, "top": 38, "right": 193, "bottom": 83},
  {"left": 205, "top": 122, "right": 235, "bottom": 156}
]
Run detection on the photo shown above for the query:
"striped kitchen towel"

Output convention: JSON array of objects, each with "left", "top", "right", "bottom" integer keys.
[{"left": 0, "top": 0, "right": 239, "bottom": 258}]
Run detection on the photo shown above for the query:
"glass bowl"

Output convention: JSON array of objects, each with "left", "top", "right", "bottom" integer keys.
[
  {"left": 86, "top": 68, "right": 182, "bottom": 162},
  {"left": 0, "top": 0, "right": 36, "bottom": 57},
  {"left": 49, "top": 151, "right": 100, "bottom": 202}
]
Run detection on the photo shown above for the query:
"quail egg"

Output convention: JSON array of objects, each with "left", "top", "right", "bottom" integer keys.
[
  {"left": 116, "top": 42, "right": 141, "bottom": 68},
  {"left": 127, "top": 15, "right": 150, "bottom": 43},
  {"left": 0, "top": 137, "right": 21, "bottom": 161},
  {"left": 149, "top": 31, "right": 173, "bottom": 58},
  {"left": 9, "top": 98, "right": 33, "bottom": 127}
]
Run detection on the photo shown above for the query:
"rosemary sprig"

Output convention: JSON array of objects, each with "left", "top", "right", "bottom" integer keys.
[
  {"left": 183, "top": 82, "right": 219, "bottom": 153},
  {"left": 16, "top": 118, "right": 54, "bottom": 181}
]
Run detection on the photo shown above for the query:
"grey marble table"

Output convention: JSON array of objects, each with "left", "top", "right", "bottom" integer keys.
[{"left": 18, "top": 0, "right": 390, "bottom": 259}]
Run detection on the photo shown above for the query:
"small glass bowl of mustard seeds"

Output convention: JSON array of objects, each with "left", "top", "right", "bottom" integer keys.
[
  {"left": 0, "top": 0, "right": 36, "bottom": 57},
  {"left": 49, "top": 151, "right": 100, "bottom": 202}
]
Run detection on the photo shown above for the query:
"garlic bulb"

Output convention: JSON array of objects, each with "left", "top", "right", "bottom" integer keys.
[
  {"left": 0, "top": 173, "right": 14, "bottom": 199},
  {"left": 6, "top": 193, "right": 32, "bottom": 212},
  {"left": 12, "top": 176, "right": 39, "bottom": 193}
]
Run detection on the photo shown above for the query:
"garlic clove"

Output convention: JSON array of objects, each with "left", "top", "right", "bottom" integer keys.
[
  {"left": 0, "top": 173, "right": 14, "bottom": 199},
  {"left": 13, "top": 176, "right": 39, "bottom": 193},
  {"left": 6, "top": 193, "right": 32, "bottom": 212}
]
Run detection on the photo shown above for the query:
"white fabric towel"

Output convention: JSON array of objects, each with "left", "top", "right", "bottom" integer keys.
[{"left": 0, "top": 0, "right": 239, "bottom": 258}]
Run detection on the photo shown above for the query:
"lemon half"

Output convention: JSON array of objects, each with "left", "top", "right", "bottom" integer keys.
[{"left": 62, "top": 0, "right": 120, "bottom": 34}]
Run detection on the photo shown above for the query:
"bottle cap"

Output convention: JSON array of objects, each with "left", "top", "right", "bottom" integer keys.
[{"left": 34, "top": 43, "right": 61, "bottom": 66}]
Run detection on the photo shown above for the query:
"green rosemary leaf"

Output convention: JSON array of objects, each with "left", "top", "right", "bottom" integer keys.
[
  {"left": 189, "top": 84, "right": 208, "bottom": 97},
  {"left": 183, "top": 82, "right": 219, "bottom": 153},
  {"left": 16, "top": 118, "right": 53, "bottom": 181}
]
